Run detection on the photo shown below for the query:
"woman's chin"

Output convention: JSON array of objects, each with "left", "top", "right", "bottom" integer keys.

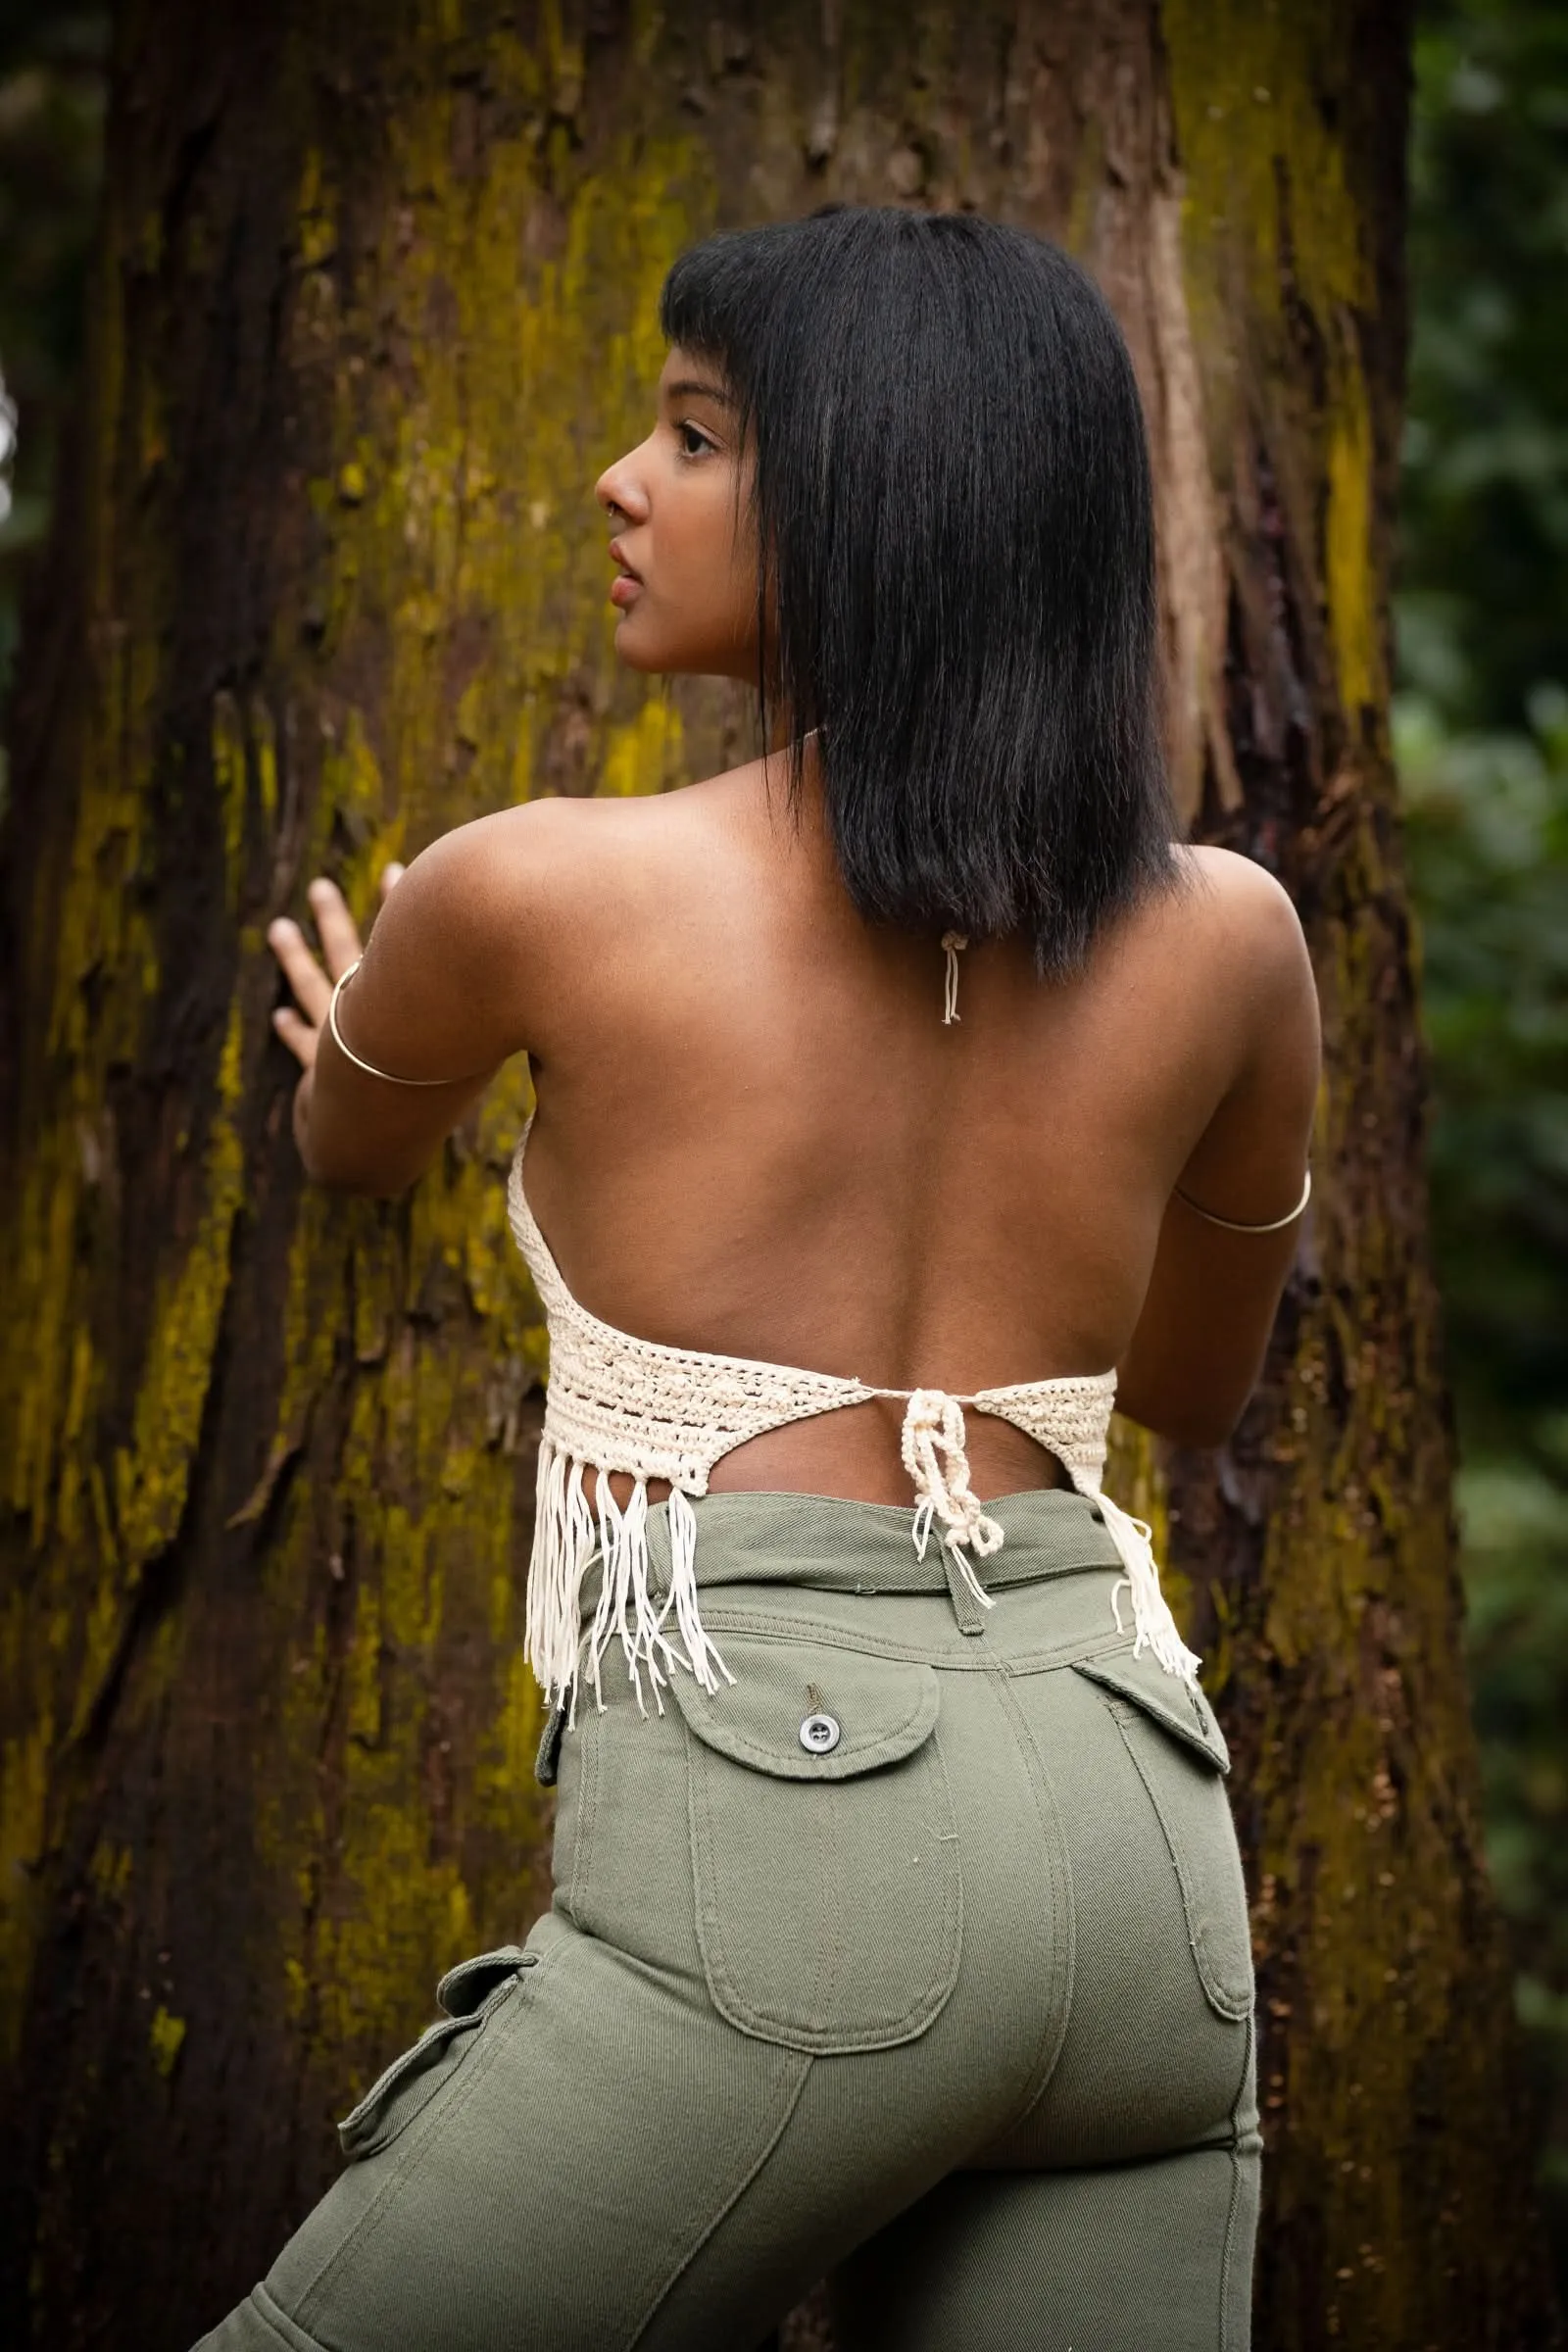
[
  {"left": 610, "top": 613, "right": 665, "bottom": 673},
  {"left": 612, "top": 627, "right": 711, "bottom": 680},
  {"left": 610, "top": 613, "right": 751, "bottom": 683}
]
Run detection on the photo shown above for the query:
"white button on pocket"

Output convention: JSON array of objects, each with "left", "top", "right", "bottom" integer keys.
[{"left": 799, "top": 1711, "right": 842, "bottom": 1754}]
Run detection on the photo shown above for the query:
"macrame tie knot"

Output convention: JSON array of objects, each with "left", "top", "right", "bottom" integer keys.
[{"left": 900, "top": 1389, "right": 1004, "bottom": 1568}]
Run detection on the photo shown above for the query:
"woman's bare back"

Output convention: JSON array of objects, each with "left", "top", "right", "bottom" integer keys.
[
  {"left": 345, "top": 756, "right": 1319, "bottom": 1504},
  {"left": 277, "top": 751, "right": 1316, "bottom": 1501}
]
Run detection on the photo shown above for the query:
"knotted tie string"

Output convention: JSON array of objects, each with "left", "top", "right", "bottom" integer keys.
[
  {"left": 940, "top": 932, "right": 968, "bottom": 1025},
  {"left": 899, "top": 1389, "right": 1003, "bottom": 1613}
]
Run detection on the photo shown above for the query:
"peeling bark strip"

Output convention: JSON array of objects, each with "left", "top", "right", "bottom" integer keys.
[{"left": 0, "top": 1, "right": 1554, "bottom": 2345}]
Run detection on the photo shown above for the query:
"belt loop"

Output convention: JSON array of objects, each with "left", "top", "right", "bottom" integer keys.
[{"left": 940, "top": 1541, "right": 991, "bottom": 1637}]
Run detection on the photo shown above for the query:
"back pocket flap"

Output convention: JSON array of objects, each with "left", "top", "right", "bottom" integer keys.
[
  {"left": 669, "top": 1635, "right": 960, "bottom": 2053},
  {"left": 668, "top": 1635, "right": 940, "bottom": 1780},
  {"left": 1073, "top": 1649, "right": 1231, "bottom": 1774}
]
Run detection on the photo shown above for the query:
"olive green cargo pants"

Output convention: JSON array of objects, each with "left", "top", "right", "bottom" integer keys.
[{"left": 196, "top": 1491, "right": 1258, "bottom": 2351}]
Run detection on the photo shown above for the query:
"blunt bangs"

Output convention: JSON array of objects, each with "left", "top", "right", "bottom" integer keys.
[{"left": 659, "top": 208, "right": 1176, "bottom": 974}]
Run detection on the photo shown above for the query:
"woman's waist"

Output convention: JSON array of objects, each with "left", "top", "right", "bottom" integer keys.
[{"left": 572, "top": 1486, "right": 1128, "bottom": 1658}]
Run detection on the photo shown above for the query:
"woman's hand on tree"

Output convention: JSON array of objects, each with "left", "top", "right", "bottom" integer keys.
[{"left": 268, "top": 866, "right": 404, "bottom": 1071}]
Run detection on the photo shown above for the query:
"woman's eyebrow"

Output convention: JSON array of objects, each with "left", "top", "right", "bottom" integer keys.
[{"left": 664, "top": 376, "right": 734, "bottom": 405}]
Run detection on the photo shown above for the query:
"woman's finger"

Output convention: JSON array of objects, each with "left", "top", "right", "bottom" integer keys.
[
  {"left": 268, "top": 916, "right": 332, "bottom": 1027},
  {"left": 271, "top": 1004, "right": 318, "bottom": 1071},
  {"left": 308, "top": 877, "right": 366, "bottom": 981},
  {"left": 378, "top": 860, "right": 406, "bottom": 904}
]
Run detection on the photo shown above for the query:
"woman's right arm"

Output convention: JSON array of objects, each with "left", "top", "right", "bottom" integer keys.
[
  {"left": 1114, "top": 859, "right": 1322, "bottom": 1449},
  {"left": 268, "top": 798, "right": 579, "bottom": 1196}
]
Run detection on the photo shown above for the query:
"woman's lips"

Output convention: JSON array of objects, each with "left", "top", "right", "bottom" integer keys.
[{"left": 608, "top": 538, "right": 643, "bottom": 607}]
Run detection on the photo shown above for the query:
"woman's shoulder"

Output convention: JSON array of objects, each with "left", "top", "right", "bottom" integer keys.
[
  {"left": 1097, "top": 844, "right": 1316, "bottom": 1060},
  {"left": 1168, "top": 840, "right": 1298, "bottom": 912},
  {"left": 442, "top": 761, "right": 764, "bottom": 879},
  {"left": 400, "top": 767, "right": 771, "bottom": 1009},
  {"left": 1153, "top": 844, "right": 1310, "bottom": 973}
]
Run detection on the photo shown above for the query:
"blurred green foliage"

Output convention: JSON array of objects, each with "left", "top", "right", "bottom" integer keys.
[{"left": 1397, "top": 0, "right": 1568, "bottom": 2270}]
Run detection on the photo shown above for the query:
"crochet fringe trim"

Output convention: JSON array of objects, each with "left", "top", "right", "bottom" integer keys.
[
  {"left": 525, "top": 1414, "right": 1201, "bottom": 1713},
  {"left": 1098, "top": 1492, "right": 1203, "bottom": 1685},
  {"left": 527, "top": 1436, "right": 732, "bottom": 1716}
]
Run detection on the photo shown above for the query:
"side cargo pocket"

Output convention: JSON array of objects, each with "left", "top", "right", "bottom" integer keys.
[
  {"left": 1071, "top": 1649, "right": 1254, "bottom": 2022},
  {"left": 337, "top": 1945, "right": 537, "bottom": 2160},
  {"left": 668, "top": 1632, "right": 962, "bottom": 2055}
]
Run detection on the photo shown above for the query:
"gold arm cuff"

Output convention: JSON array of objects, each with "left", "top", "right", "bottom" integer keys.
[
  {"left": 1172, "top": 1168, "right": 1312, "bottom": 1235},
  {"left": 326, "top": 956, "right": 465, "bottom": 1088}
]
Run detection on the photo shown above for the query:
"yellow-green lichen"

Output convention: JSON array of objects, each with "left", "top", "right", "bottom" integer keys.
[
  {"left": 1161, "top": 0, "right": 1385, "bottom": 720},
  {"left": 1324, "top": 363, "right": 1377, "bottom": 715},
  {"left": 599, "top": 698, "right": 685, "bottom": 798},
  {"left": 110, "top": 1002, "right": 247, "bottom": 1582},
  {"left": 148, "top": 2006, "right": 186, "bottom": 2079}
]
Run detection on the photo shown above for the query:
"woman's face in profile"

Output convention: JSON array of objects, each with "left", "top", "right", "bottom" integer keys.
[{"left": 594, "top": 347, "right": 760, "bottom": 681}]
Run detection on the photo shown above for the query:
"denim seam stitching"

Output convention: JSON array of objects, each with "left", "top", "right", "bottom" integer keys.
[
  {"left": 626, "top": 2049, "right": 813, "bottom": 2349},
  {"left": 567, "top": 1693, "right": 602, "bottom": 1923},
  {"left": 989, "top": 1668, "right": 1077, "bottom": 2132},
  {"left": 1218, "top": 2013, "right": 1257, "bottom": 2348},
  {"left": 693, "top": 1608, "right": 1134, "bottom": 1674},
  {"left": 246, "top": 2284, "right": 330, "bottom": 2351}
]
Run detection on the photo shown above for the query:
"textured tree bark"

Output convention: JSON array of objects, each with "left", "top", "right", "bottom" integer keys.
[{"left": 0, "top": 1, "right": 1554, "bottom": 2346}]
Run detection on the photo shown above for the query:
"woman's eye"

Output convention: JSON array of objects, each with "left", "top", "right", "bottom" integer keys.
[{"left": 677, "top": 420, "right": 713, "bottom": 459}]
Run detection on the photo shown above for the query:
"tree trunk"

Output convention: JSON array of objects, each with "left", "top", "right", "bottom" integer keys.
[{"left": 0, "top": 2, "right": 1553, "bottom": 2345}]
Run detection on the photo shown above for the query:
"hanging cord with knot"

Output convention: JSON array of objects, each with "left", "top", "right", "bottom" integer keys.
[
  {"left": 1098, "top": 1492, "right": 1202, "bottom": 1683},
  {"left": 940, "top": 932, "right": 968, "bottom": 1025},
  {"left": 898, "top": 1389, "right": 1003, "bottom": 1613}
]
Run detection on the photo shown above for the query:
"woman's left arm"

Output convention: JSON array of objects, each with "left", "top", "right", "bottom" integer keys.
[{"left": 268, "top": 807, "right": 550, "bottom": 1196}]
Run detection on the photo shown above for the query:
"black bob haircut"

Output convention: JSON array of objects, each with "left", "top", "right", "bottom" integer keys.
[{"left": 659, "top": 208, "right": 1177, "bottom": 975}]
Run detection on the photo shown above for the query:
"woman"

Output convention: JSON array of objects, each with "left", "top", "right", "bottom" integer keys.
[{"left": 201, "top": 208, "right": 1318, "bottom": 2351}]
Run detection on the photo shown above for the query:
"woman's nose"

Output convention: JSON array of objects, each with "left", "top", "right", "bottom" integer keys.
[{"left": 595, "top": 456, "right": 648, "bottom": 521}]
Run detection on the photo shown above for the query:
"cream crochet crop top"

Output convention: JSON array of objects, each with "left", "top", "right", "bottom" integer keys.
[{"left": 506, "top": 1119, "right": 1201, "bottom": 1713}]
